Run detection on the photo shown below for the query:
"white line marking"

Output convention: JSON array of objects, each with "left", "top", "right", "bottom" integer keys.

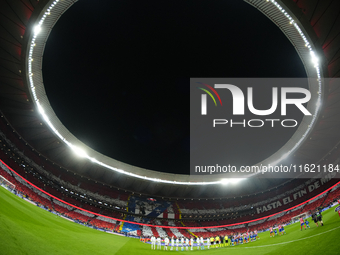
[{"left": 235, "top": 226, "right": 340, "bottom": 249}]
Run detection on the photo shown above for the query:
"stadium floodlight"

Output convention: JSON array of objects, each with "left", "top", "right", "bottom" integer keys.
[
  {"left": 33, "top": 25, "right": 41, "bottom": 35},
  {"left": 71, "top": 146, "right": 88, "bottom": 158},
  {"left": 221, "top": 179, "right": 230, "bottom": 185},
  {"left": 221, "top": 178, "right": 245, "bottom": 185},
  {"left": 310, "top": 51, "right": 319, "bottom": 63},
  {"left": 90, "top": 157, "right": 99, "bottom": 163},
  {"left": 229, "top": 178, "right": 245, "bottom": 184}
]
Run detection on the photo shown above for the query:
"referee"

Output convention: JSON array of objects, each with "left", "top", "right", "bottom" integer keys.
[{"left": 316, "top": 209, "right": 324, "bottom": 226}]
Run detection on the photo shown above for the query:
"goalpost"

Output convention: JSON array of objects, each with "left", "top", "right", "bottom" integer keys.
[
  {"left": 0, "top": 175, "right": 16, "bottom": 192},
  {"left": 291, "top": 212, "right": 309, "bottom": 224}
]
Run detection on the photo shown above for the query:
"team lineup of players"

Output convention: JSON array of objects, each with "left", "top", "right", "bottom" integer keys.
[
  {"left": 146, "top": 209, "right": 324, "bottom": 251},
  {"left": 149, "top": 230, "right": 260, "bottom": 251}
]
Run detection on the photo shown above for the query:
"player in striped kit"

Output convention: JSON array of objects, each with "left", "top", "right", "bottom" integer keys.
[{"left": 300, "top": 217, "right": 307, "bottom": 230}]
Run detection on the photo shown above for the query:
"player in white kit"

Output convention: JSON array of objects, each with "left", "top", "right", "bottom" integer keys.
[
  {"left": 206, "top": 237, "right": 210, "bottom": 249},
  {"left": 151, "top": 236, "right": 156, "bottom": 250},
  {"left": 164, "top": 236, "right": 169, "bottom": 250},
  {"left": 185, "top": 238, "right": 189, "bottom": 251},
  {"left": 181, "top": 237, "right": 185, "bottom": 251},
  {"left": 196, "top": 236, "right": 200, "bottom": 250},
  {"left": 157, "top": 237, "right": 161, "bottom": 250},
  {"left": 171, "top": 236, "right": 174, "bottom": 251},
  {"left": 200, "top": 236, "right": 205, "bottom": 250},
  {"left": 176, "top": 238, "right": 180, "bottom": 251},
  {"left": 190, "top": 237, "right": 194, "bottom": 250}
]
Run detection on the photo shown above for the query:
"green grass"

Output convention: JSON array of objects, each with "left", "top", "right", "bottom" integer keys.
[{"left": 1, "top": 186, "right": 340, "bottom": 255}]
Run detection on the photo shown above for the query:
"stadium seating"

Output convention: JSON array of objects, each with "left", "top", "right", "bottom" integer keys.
[
  {"left": 1, "top": 121, "right": 340, "bottom": 239},
  {"left": 88, "top": 218, "right": 116, "bottom": 230},
  {"left": 2, "top": 160, "right": 340, "bottom": 238}
]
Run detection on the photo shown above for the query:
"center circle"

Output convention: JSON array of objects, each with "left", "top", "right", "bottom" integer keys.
[{"left": 42, "top": 0, "right": 306, "bottom": 174}]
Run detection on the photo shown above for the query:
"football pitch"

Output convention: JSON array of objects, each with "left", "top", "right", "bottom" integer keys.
[{"left": 1, "top": 186, "right": 340, "bottom": 255}]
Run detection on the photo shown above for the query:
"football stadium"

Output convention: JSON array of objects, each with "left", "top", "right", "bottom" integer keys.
[{"left": 1, "top": 0, "right": 340, "bottom": 254}]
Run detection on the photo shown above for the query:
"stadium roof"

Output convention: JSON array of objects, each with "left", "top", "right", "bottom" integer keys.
[{"left": 0, "top": 0, "right": 340, "bottom": 198}]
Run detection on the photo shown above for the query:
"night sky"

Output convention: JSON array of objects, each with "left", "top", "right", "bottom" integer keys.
[{"left": 42, "top": 0, "right": 306, "bottom": 174}]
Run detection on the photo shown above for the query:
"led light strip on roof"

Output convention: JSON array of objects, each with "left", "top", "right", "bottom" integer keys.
[
  {"left": 262, "top": 0, "right": 322, "bottom": 166},
  {"left": 27, "top": 0, "right": 322, "bottom": 185}
]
